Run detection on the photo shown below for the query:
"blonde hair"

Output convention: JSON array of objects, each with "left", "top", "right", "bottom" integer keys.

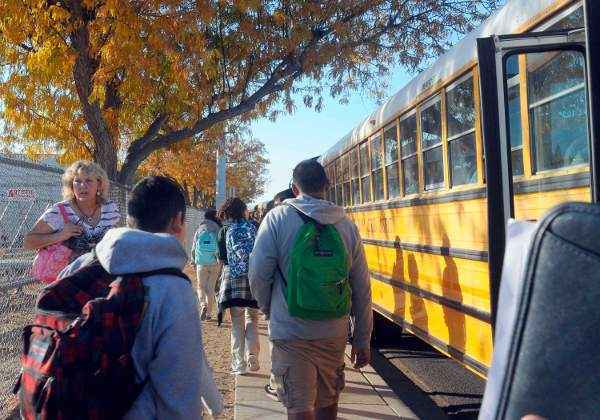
[{"left": 62, "top": 160, "right": 110, "bottom": 203}]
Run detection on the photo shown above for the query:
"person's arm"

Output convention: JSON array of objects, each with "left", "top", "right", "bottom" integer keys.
[
  {"left": 23, "top": 218, "right": 82, "bottom": 250},
  {"left": 126, "top": 281, "right": 222, "bottom": 419},
  {"left": 347, "top": 223, "right": 373, "bottom": 368},
  {"left": 189, "top": 230, "right": 198, "bottom": 265},
  {"left": 249, "top": 214, "right": 277, "bottom": 314}
]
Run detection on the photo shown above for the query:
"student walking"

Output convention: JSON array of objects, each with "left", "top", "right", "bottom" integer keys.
[
  {"left": 218, "top": 197, "right": 261, "bottom": 375},
  {"left": 24, "top": 160, "right": 120, "bottom": 283},
  {"left": 191, "top": 209, "right": 222, "bottom": 320},
  {"left": 249, "top": 159, "right": 373, "bottom": 420},
  {"left": 17, "top": 176, "right": 222, "bottom": 419},
  {"left": 264, "top": 187, "right": 295, "bottom": 401}
]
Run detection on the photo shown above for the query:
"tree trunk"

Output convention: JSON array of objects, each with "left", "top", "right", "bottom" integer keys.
[
  {"left": 182, "top": 181, "right": 192, "bottom": 206},
  {"left": 94, "top": 140, "right": 118, "bottom": 181},
  {"left": 69, "top": 6, "right": 119, "bottom": 181}
]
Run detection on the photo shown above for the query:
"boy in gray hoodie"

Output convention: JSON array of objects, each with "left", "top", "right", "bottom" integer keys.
[
  {"left": 61, "top": 176, "right": 222, "bottom": 419},
  {"left": 249, "top": 159, "right": 372, "bottom": 420}
]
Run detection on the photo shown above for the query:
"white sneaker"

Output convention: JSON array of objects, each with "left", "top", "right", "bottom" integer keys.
[{"left": 247, "top": 355, "right": 260, "bottom": 372}]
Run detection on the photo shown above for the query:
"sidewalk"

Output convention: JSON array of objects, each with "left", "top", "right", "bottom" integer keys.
[{"left": 234, "top": 321, "right": 418, "bottom": 419}]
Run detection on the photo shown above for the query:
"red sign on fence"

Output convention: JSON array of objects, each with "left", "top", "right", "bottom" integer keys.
[{"left": 6, "top": 188, "right": 36, "bottom": 201}]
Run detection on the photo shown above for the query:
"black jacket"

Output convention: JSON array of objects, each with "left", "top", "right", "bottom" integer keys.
[{"left": 217, "top": 225, "right": 229, "bottom": 265}]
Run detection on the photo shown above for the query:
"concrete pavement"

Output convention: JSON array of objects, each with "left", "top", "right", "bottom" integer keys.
[{"left": 234, "top": 321, "right": 419, "bottom": 420}]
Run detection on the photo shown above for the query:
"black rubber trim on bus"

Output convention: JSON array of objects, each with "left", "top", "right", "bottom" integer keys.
[
  {"left": 372, "top": 303, "right": 489, "bottom": 376},
  {"left": 362, "top": 238, "right": 488, "bottom": 262},
  {"left": 513, "top": 172, "right": 590, "bottom": 194},
  {"left": 345, "top": 188, "right": 487, "bottom": 213},
  {"left": 345, "top": 172, "right": 591, "bottom": 215},
  {"left": 370, "top": 271, "right": 492, "bottom": 324}
]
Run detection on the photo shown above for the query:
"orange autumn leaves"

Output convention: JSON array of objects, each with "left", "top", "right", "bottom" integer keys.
[{"left": 0, "top": 0, "right": 497, "bottom": 185}]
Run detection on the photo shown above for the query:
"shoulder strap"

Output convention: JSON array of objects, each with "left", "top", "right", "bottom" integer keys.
[
  {"left": 276, "top": 264, "right": 287, "bottom": 287},
  {"left": 284, "top": 203, "right": 323, "bottom": 228},
  {"left": 136, "top": 268, "right": 190, "bottom": 283},
  {"left": 58, "top": 203, "right": 70, "bottom": 224}
]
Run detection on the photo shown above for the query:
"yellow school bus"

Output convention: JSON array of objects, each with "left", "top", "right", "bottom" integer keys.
[{"left": 320, "top": 0, "right": 600, "bottom": 377}]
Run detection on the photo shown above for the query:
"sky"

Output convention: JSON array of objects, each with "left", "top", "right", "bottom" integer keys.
[{"left": 250, "top": 69, "right": 413, "bottom": 205}]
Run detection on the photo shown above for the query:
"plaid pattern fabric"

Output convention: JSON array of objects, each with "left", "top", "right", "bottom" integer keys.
[
  {"left": 219, "top": 266, "right": 257, "bottom": 309},
  {"left": 14, "top": 259, "right": 162, "bottom": 420}
]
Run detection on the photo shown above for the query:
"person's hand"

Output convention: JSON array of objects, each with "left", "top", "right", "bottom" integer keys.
[
  {"left": 59, "top": 222, "right": 83, "bottom": 241},
  {"left": 350, "top": 345, "right": 371, "bottom": 369}
]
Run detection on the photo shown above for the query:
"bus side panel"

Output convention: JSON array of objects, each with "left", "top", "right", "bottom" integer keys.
[
  {"left": 371, "top": 278, "right": 493, "bottom": 376},
  {"left": 364, "top": 243, "right": 490, "bottom": 313},
  {"left": 350, "top": 197, "right": 488, "bottom": 252}
]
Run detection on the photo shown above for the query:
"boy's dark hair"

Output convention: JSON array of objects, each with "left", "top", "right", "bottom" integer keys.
[
  {"left": 219, "top": 197, "right": 247, "bottom": 221},
  {"left": 273, "top": 188, "right": 295, "bottom": 205},
  {"left": 127, "top": 176, "right": 187, "bottom": 232},
  {"left": 292, "top": 159, "right": 329, "bottom": 195},
  {"left": 204, "top": 209, "right": 221, "bottom": 226}
]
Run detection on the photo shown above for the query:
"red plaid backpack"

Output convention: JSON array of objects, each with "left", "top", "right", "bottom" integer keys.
[{"left": 13, "top": 257, "right": 189, "bottom": 420}]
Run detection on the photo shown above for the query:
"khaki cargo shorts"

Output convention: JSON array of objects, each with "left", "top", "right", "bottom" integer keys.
[{"left": 271, "top": 337, "right": 346, "bottom": 413}]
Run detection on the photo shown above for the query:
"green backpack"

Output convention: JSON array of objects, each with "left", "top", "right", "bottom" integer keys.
[{"left": 282, "top": 206, "right": 351, "bottom": 320}]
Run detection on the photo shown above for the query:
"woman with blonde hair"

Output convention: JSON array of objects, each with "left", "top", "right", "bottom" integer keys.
[{"left": 24, "top": 160, "right": 121, "bottom": 280}]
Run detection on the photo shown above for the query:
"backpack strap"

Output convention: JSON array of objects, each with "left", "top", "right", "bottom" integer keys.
[
  {"left": 58, "top": 203, "right": 70, "bottom": 224},
  {"left": 285, "top": 203, "right": 325, "bottom": 229},
  {"left": 137, "top": 268, "right": 190, "bottom": 283},
  {"left": 276, "top": 264, "right": 288, "bottom": 287}
]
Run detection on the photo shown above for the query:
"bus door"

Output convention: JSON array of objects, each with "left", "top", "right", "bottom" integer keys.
[{"left": 477, "top": 1, "right": 600, "bottom": 331}]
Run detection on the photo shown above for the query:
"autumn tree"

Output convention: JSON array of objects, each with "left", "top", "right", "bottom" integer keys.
[
  {"left": 141, "top": 125, "right": 269, "bottom": 206},
  {"left": 0, "top": 0, "right": 499, "bottom": 184}
]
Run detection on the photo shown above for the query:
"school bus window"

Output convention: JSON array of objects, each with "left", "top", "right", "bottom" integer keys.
[
  {"left": 447, "top": 76, "right": 477, "bottom": 186},
  {"left": 359, "top": 142, "right": 371, "bottom": 203},
  {"left": 400, "top": 114, "right": 418, "bottom": 195},
  {"left": 370, "top": 134, "right": 385, "bottom": 201},
  {"left": 350, "top": 148, "right": 360, "bottom": 206},
  {"left": 325, "top": 165, "right": 335, "bottom": 201},
  {"left": 420, "top": 97, "right": 444, "bottom": 190},
  {"left": 342, "top": 153, "right": 351, "bottom": 207},
  {"left": 384, "top": 123, "right": 400, "bottom": 198},
  {"left": 327, "top": 164, "right": 335, "bottom": 202},
  {"left": 335, "top": 158, "right": 343, "bottom": 205},
  {"left": 527, "top": 50, "right": 589, "bottom": 172},
  {"left": 506, "top": 55, "right": 525, "bottom": 176}
]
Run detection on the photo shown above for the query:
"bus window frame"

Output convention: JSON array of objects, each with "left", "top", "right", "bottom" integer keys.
[
  {"left": 521, "top": 48, "right": 589, "bottom": 176},
  {"left": 399, "top": 109, "right": 419, "bottom": 196},
  {"left": 445, "top": 72, "right": 479, "bottom": 188},
  {"left": 420, "top": 94, "right": 445, "bottom": 191},
  {"left": 349, "top": 146, "right": 360, "bottom": 207},
  {"left": 359, "top": 141, "right": 372, "bottom": 203},
  {"left": 369, "top": 131, "right": 385, "bottom": 202},
  {"left": 383, "top": 121, "right": 401, "bottom": 199}
]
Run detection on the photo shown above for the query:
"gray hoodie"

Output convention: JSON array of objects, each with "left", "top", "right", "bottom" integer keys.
[
  {"left": 61, "top": 227, "right": 223, "bottom": 419},
  {"left": 190, "top": 219, "right": 221, "bottom": 264},
  {"left": 248, "top": 194, "right": 373, "bottom": 349}
]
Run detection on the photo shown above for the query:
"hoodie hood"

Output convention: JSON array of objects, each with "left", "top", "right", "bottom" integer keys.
[
  {"left": 286, "top": 194, "right": 346, "bottom": 225},
  {"left": 198, "top": 218, "right": 220, "bottom": 233},
  {"left": 96, "top": 227, "right": 188, "bottom": 275}
]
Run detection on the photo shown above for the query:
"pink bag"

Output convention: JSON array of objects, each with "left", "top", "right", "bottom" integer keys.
[{"left": 31, "top": 204, "right": 74, "bottom": 284}]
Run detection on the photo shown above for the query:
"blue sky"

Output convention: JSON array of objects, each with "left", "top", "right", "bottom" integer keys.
[{"left": 250, "top": 69, "right": 413, "bottom": 205}]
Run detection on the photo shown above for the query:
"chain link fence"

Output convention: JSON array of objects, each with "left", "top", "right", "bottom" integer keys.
[{"left": 0, "top": 155, "right": 205, "bottom": 418}]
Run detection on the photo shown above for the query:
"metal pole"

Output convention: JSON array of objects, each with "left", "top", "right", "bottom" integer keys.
[
  {"left": 215, "top": 140, "right": 227, "bottom": 209},
  {"left": 584, "top": 0, "right": 600, "bottom": 202},
  {"left": 477, "top": 36, "right": 505, "bottom": 334}
]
